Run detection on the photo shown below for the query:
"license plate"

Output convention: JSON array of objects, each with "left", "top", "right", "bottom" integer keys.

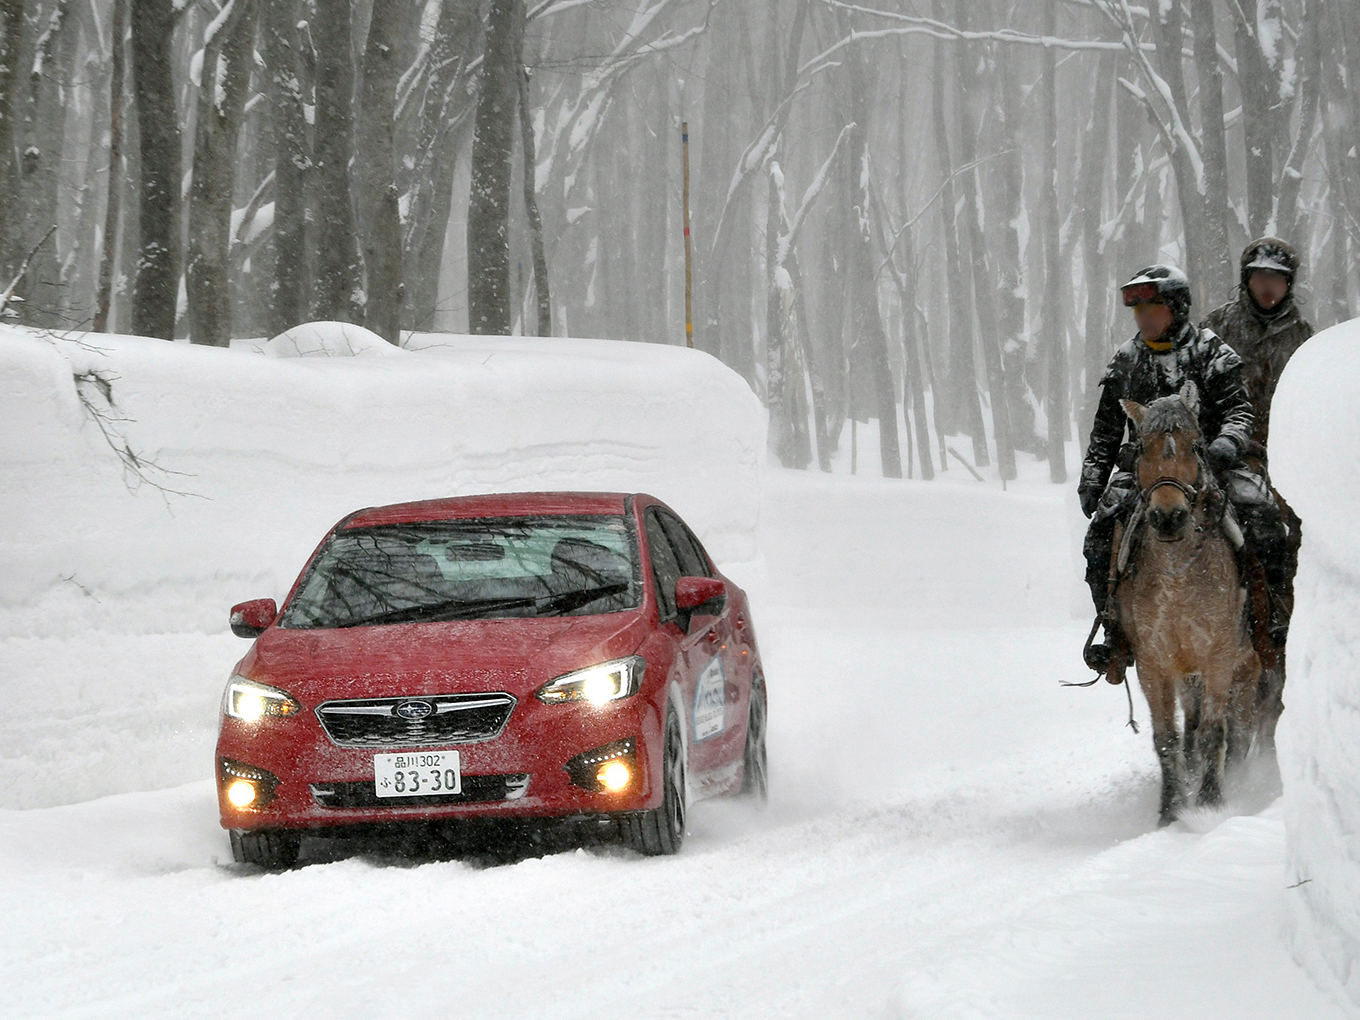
[{"left": 373, "top": 751, "right": 462, "bottom": 798}]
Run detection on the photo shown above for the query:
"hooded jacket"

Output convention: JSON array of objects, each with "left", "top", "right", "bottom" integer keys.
[
  {"left": 1201, "top": 292, "right": 1313, "bottom": 448},
  {"left": 1080, "top": 321, "right": 1255, "bottom": 497}
]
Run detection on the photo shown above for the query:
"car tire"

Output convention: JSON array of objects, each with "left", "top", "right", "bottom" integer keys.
[
  {"left": 740, "top": 676, "right": 768, "bottom": 802},
  {"left": 230, "top": 828, "right": 302, "bottom": 868},
  {"left": 622, "top": 710, "right": 686, "bottom": 855}
]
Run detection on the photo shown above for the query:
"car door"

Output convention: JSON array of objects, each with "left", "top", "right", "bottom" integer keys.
[{"left": 654, "top": 508, "right": 744, "bottom": 779}]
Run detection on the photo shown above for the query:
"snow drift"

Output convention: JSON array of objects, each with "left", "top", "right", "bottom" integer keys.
[
  {"left": 1271, "top": 316, "right": 1360, "bottom": 1011},
  {"left": 0, "top": 325, "right": 765, "bottom": 638}
]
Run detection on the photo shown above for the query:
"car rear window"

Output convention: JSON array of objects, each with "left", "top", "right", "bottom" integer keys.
[{"left": 279, "top": 515, "right": 640, "bottom": 628}]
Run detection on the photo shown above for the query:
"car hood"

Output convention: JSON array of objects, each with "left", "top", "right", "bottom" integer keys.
[{"left": 236, "top": 612, "right": 651, "bottom": 704}]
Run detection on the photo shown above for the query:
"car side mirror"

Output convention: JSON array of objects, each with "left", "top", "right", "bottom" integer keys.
[
  {"left": 230, "top": 598, "right": 278, "bottom": 639},
  {"left": 675, "top": 576, "right": 726, "bottom": 614}
]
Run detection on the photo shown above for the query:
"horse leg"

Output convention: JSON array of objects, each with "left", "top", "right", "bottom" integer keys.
[
  {"left": 1140, "top": 667, "right": 1183, "bottom": 825},
  {"left": 1181, "top": 674, "right": 1203, "bottom": 762},
  {"left": 1196, "top": 663, "right": 1234, "bottom": 808},
  {"left": 1228, "top": 651, "right": 1261, "bottom": 767},
  {"left": 1255, "top": 658, "right": 1285, "bottom": 753}
]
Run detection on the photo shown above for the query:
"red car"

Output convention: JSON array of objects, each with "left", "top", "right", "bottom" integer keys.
[{"left": 217, "top": 492, "right": 767, "bottom": 866}]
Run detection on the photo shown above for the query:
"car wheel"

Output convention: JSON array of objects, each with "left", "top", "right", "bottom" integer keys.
[
  {"left": 740, "top": 676, "right": 768, "bottom": 802},
  {"left": 230, "top": 828, "right": 302, "bottom": 868},
  {"left": 622, "top": 710, "right": 686, "bottom": 855}
]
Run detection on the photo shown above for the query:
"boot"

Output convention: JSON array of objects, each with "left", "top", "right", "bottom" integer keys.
[{"left": 1084, "top": 617, "right": 1128, "bottom": 683}]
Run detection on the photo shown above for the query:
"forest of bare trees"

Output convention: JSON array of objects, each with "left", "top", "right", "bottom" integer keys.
[{"left": 0, "top": 0, "right": 1356, "bottom": 480}]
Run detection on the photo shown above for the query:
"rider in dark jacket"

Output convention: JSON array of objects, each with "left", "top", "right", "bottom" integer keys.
[
  {"left": 1079, "top": 265, "right": 1288, "bottom": 669},
  {"left": 1201, "top": 237, "right": 1313, "bottom": 450}
]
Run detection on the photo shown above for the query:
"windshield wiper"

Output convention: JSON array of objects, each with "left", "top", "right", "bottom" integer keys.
[
  {"left": 334, "top": 594, "right": 538, "bottom": 627},
  {"left": 328, "top": 583, "right": 631, "bottom": 627},
  {"left": 531, "top": 583, "right": 630, "bottom": 616}
]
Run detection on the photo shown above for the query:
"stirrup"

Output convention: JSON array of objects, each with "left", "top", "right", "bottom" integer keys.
[{"left": 1084, "top": 642, "right": 1112, "bottom": 672}]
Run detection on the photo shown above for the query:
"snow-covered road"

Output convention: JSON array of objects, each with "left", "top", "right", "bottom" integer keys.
[{"left": 0, "top": 471, "right": 1344, "bottom": 1019}]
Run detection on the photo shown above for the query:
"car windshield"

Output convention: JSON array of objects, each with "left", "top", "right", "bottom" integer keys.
[{"left": 279, "top": 515, "right": 640, "bottom": 628}]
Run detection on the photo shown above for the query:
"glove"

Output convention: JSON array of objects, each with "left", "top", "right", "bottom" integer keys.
[
  {"left": 1079, "top": 485, "right": 1102, "bottom": 519},
  {"left": 1206, "top": 436, "right": 1239, "bottom": 471}
]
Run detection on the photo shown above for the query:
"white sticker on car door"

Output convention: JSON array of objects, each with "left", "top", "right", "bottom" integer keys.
[{"left": 693, "top": 655, "right": 726, "bottom": 741}]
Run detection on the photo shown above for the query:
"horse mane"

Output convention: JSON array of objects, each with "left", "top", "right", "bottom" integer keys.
[{"left": 1136, "top": 395, "right": 1199, "bottom": 437}]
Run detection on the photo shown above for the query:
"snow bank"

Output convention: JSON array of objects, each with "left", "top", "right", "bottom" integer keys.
[
  {"left": 1271, "top": 316, "right": 1360, "bottom": 1011},
  {"left": 0, "top": 326, "right": 764, "bottom": 638}
]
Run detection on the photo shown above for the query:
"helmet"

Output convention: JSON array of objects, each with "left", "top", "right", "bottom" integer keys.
[
  {"left": 1121, "top": 264, "right": 1192, "bottom": 317},
  {"left": 1240, "top": 236, "right": 1298, "bottom": 289}
]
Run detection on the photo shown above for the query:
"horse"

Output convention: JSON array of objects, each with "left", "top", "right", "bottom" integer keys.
[{"left": 1113, "top": 385, "right": 1260, "bottom": 826}]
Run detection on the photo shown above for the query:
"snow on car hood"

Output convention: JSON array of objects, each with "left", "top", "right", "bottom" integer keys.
[{"left": 234, "top": 611, "right": 651, "bottom": 704}]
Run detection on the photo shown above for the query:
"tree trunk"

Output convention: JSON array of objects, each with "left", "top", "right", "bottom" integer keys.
[
  {"left": 94, "top": 0, "right": 128, "bottom": 332},
  {"left": 1041, "top": 0, "right": 1067, "bottom": 483},
  {"left": 467, "top": 0, "right": 518, "bottom": 335},
  {"left": 1149, "top": 0, "right": 1207, "bottom": 302},
  {"left": 16, "top": 0, "right": 72, "bottom": 326},
  {"left": 355, "top": 0, "right": 404, "bottom": 343},
  {"left": 1234, "top": 0, "right": 1275, "bottom": 238},
  {"left": 931, "top": 13, "right": 985, "bottom": 466},
  {"left": 186, "top": 0, "right": 259, "bottom": 347},
  {"left": 129, "top": 0, "right": 179, "bottom": 339},
  {"left": 995, "top": 25, "right": 1039, "bottom": 455},
  {"left": 840, "top": 11, "right": 901, "bottom": 479},
  {"left": 406, "top": 0, "right": 478, "bottom": 332},
  {"left": 955, "top": 7, "right": 1014, "bottom": 480},
  {"left": 518, "top": 27, "right": 550, "bottom": 337},
  {"left": 1187, "top": 0, "right": 1233, "bottom": 304},
  {"left": 264, "top": 0, "right": 308, "bottom": 335},
  {"left": 1079, "top": 56, "right": 1116, "bottom": 449},
  {"left": 311, "top": 0, "right": 360, "bottom": 322},
  {"left": 0, "top": 0, "right": 25, "bottom": 270},
  {"left": 1275, "top": 0, "right": 1322, "bottom": 243}
]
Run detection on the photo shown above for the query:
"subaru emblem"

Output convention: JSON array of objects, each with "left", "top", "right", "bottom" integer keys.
[{"left": 395, "top": 700, "right": 434, "bottom": 721}]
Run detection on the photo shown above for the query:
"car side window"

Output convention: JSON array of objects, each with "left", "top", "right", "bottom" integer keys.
[
  {"left": 646, "top": 511, "right": 682, "bottom": 621},
  {"left": 659, "top": 511, "right": 711, "bottom": 578}
]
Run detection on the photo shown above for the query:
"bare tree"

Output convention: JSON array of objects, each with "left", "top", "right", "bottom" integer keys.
[
  {"left": 129, "top": 0, "right": 179, "bottom": 339},
  {"left": 467, "top": 0, "right": 518, "bottom": 335},
  {"left": 311, "top": 0, "right": 360, "bottom": 322},
  {"left": 95, "top": 0, "right": 129, "bottom": 333},
  {"left": 0, "top": 0, "right": 25, "bottom": 270},
  {"left": 1041, "top": 0, "right": 1066, "bottom": 483},
  {"left": 186, "top": 0, "right": 260, "bottom": 347},
  {"left": 355, "top": 1, "right": 405, "bottom": 344},
  {"left": 263, "top": 0, "right": 308, "bottom": 335}
]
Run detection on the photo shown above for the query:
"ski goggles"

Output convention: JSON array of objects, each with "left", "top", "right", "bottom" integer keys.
[{"left": 1121, "top": 282, "right": 1165, "bottom": 307}]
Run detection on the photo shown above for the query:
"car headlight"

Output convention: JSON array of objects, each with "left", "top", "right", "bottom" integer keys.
[
  {"left": 223, "top": 675, "right": 301, "bottom": 721},
  {"left": 536, "top": 657, "right": 644, "bottom": 707}
]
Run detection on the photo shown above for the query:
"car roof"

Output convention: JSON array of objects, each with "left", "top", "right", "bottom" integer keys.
[{"left": 342, "top": 492, "right": 637, "bottom": 529}]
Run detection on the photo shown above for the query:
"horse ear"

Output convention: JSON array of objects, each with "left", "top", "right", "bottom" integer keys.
[
  {"left": 1180, "top": 381, "right": 1201, "bottom": 417},
  {"left": 1120, "top": 399, "right": 1147, "bottom": 426}
]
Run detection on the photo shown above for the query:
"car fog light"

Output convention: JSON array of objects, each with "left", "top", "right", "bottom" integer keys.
[
  {"left": 219, "top": 758, "right": 280, "bottom": 810},
  {"left": 597, "top": 761, "right": 631, "bottom": 792}
]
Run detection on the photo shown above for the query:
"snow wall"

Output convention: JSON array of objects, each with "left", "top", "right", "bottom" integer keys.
[
  {"left": 1272, "top": 316, "right": 1360, "bottom": 1011},
  {"left": 0, "top": 325, "right": 766, "bottom": 639}
]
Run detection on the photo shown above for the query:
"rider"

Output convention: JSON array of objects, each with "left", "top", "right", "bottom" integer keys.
[
  {"left": 1202, "top": 237, "right": 1313, "bottom": 450},
  {"left": 1078, "top": 264, "right": 1289, "bottom": 671}
]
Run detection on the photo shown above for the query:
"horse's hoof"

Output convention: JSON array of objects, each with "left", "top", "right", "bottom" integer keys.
[{"left": 1158, "top": 812, "right": 1177, "bottom": 828}]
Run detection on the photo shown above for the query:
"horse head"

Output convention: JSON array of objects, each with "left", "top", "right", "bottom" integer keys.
[{"left": 1121, "top": 383, "right": 1204, "bottom": 543}]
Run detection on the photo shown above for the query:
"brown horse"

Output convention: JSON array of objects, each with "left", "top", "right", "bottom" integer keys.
[{"left": 1115, "top": 385, "right": 1260, "bottom": 825}]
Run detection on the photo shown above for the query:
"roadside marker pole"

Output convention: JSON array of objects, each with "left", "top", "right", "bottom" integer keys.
[{"left": 682, "top": 120, "right": 693, "bottom": 349}]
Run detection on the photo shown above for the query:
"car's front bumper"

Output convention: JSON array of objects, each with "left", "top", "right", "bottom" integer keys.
[{"left": 216, "top": 692, "right": 666, "bottom": 832}]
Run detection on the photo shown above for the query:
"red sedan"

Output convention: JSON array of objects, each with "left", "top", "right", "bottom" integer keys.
[{"left": 217, "top": 492, "right": 767, "bottom": 866}]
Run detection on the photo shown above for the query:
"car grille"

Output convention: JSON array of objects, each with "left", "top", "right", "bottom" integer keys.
[
  {"left": 310, "top": 774, "right": 530, "bottom": 809},
  {"left": 314, "top": 693, "right": 516, "bottom": 748}
]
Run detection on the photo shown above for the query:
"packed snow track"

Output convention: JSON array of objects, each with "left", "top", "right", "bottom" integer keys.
[{"left": 0, "top": 472, "right": 1342, "bottom": 1019}]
